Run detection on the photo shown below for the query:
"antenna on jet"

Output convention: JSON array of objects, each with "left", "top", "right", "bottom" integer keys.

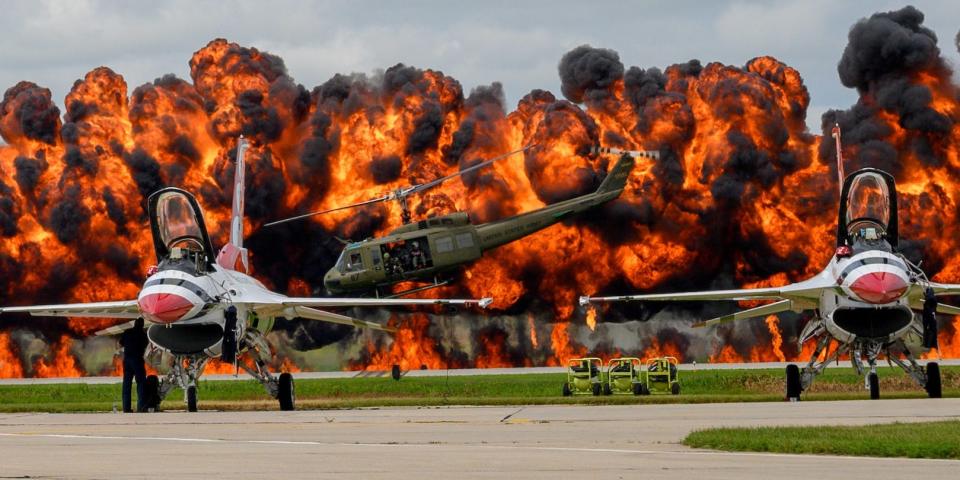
[
  {"left": 265, "top": 144, "right": 535, "bottom": 227},
  {"left": 832, "top": 123, "right": 845, "bottom": 194},
  {"left": 590, "top": 145, "right": 660, "bottom": 160}
]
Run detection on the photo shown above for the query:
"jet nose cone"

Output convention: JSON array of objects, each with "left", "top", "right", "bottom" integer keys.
[
  {"left": 850, "top": 271, "right": 908, "bottom": 304},
  {"left": 138, "top": 292, "right": 196, "bottom": 324}
]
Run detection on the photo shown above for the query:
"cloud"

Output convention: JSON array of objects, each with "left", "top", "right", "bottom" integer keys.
[{"left": 1, "top": 0, "right": 958, "bottom": 135}]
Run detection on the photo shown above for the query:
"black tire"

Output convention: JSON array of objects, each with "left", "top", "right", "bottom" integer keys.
[
  {"left": 640, "top": 384, "right": 650, "bottom": 395},
  {"left": 278, "top": 372, "right": 295, "bottom": 411},
  {"left": 186, "top": 386, "right": 198, "bottom": 412},
  {"left": 144, "top": 375, "right": 160, "bottom": 411},
  {"left": 925, "top": 362, "right": 942, "bottom": 399},
  {"left": 562, "top": 383, "right": 572, "bottom": 397},
  {"left": 391, "top": 364, "right": 401, "bottom": 381},
  {"left": 785, "top": 364, "right": 802, "bottom": 401},
  {"left": 670, "top": 382, "right": 681, "bottom": 395},
  {"left": 632, "top": 383, "right": 642, "bottom": 396},
  {"left": 603, "top": 383, "right": 612, "bottom": 396},
  {"left": 591, "top": 382, "right": 601, "bottom": 396},
  {"left": 868, "top": 372, "right": 880, "bottom": 400}
]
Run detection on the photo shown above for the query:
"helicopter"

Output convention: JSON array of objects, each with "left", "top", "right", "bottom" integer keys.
[{"left": 267, "top": 146, "right": 659, "bottom": 297}]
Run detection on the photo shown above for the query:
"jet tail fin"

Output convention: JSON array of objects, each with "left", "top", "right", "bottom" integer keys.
[
  {"left": 593, "top": 146, "right": 658, "bottom": 196},
  {"left": 217, "top": 137, "right": 251, "bottom": 272}
]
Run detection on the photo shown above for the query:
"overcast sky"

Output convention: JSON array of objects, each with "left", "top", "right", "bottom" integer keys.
[{"left": 1, "top": 0, "right": 958, "bottom": 137}]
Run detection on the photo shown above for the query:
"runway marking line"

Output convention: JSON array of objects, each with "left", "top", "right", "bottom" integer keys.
[{"left": 1, "top": 432, "right": 958, "bottom": 464}]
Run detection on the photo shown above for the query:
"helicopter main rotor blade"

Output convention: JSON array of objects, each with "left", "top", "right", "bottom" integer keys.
[
  {"left": 263, "top": 194, "right": 391, "bottom": 227},
  {"left": 264, "top": 144, "right": 533, "bottom": 227},
  {"left": 405, "top": 144, "right": 535, "bottom": 196}
]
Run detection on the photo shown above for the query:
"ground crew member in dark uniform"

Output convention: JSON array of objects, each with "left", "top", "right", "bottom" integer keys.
[{"left": 119, "top": 318, "right": 149, "bottom": 412}]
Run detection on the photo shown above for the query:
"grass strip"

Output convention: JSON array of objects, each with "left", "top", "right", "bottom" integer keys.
[
  {"left": 0, "top": 366, "right": 956, "bottom": 413},
  {"left": 683, "top": 420, "right": 960, "bottom": 459}
]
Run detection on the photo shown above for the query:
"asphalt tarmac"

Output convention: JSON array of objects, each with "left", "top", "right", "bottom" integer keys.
[{"left": 0, "top": 399, "right": 957, "bottom": 479}]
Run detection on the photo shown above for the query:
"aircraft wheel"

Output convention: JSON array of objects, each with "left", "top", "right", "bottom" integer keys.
[
  {"left": 591, "top": 382, "right": 601, "bottom": 396},
  {"left": 144, "top": 375, "right": 161, "bottom": 411},
  {"left": 391, "top": 364, "right": 401, "bottom": 381},
  {"left": 562, "top": 383, "right": 572, "bottom": 397},
  {"left": 603, "top": 383, "right": 612, "bottom": 396},
  {"left": 670, "top": 382, "right": 681, "bottom": 395},
  {"left": 278, "top": 373, "right": 295, "bottom": 411},
  {"left": 925, "top": 362, "right": 942, "bottom": 399},
  {"left": 186, "top": 386, "right": 198, "bottom": 412},
  {"left": 868, "top": 372, "right": 880, "bottom": 400},
  {"left": 785, "top": 364, "right": 802, "bottom": 401}
]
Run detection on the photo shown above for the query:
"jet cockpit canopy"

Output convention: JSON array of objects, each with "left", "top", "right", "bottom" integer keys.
[
  {"left": 148, "top": 188, "right": 216, "bottom": 271},
  {"left": 837, "top": 168, "right": 898, "bottom": 250}
]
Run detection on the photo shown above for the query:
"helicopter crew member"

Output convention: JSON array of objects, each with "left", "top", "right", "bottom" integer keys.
[
  {"left": 119, "top": 318, "right": 149, "bottom": 412},
  {"left": 409, "top": 241, "right": 426, "bottom": 270}
]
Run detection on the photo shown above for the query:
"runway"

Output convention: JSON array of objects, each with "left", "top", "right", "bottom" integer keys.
[{"left": 0, "top": 399, "right": 958, "bottom": 479}]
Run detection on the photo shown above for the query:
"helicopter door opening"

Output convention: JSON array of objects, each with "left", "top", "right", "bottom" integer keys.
[
  {"left": 381, "top": 238, "right": 433, "bottom": 278},
  {"left": 148, "top": 188, "right": 216, "bottom": 273},
  {"left": 845, "top": 172, "right": 891, "bottom": 251}
]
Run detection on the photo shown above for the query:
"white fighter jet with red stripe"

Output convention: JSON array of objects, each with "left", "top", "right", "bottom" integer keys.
[
  {"left": 581, "top": 127, "right": 958, "bottom": 400},
  {"left": 0, "top": 137, "right": 492, "bottom": 411}
]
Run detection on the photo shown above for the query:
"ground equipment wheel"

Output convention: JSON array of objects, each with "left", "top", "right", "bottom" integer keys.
[
  {"left": 632, "top": 383, "right": 642, "bottom": 396},
  {"left": 785, "top": 364, "right": 802, "bottom": 401},
  {"left": 603, "top": 383, "right": 612, "bottom": 396},
  {"left": 144, "top": 375, "right": 160, "bottom": 411},
  {"left": 670, "top": 382, "right": 680, "bottom": 395},
  {"left": 278, "top": 372, "right": 295, "bottom": 411},
  {"left": 562, "top": 383, "right": 572, "bottom": 397},
  {"left": 868, "top": 372, "right": 880, "bottom": 400},
  {"left": 640, "top": 384, "right": 650, "bottom": 395},
  {"left": 186, "top": 386, "right": 198, "bottom": 412},
  {"left": 591, "top": 382, "right": 601, "bottom": 396},
  {"left": 391, "top": 364, "right": 401, "bottom": 381},
  {"left": 925, "top": 362, "right": 942, "bottom": 398}
]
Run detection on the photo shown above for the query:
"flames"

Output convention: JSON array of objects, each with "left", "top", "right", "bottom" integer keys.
[{"left": 1, "top": 7, "right": 960, "bottom": 377}]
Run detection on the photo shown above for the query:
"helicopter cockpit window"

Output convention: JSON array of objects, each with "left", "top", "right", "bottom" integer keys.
[
  {"left": 846, "top": 172, "right": 890, "bottom": 240},
  {"left": 335, "top": 250, "right": 347, "bottom": 274},
  {"left": 346, "top": 252, "right": 363, "bottom": 272}
]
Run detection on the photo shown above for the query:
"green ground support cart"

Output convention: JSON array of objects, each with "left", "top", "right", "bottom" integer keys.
[
  {"left": 562, "top": 357, "right": 603, "bottom": 396},
  {"left": 604, "top": 357, "right": 645, "bottom": 395},
  {"left": 641, "top": 356, "right": 681, "bottom": 395}
]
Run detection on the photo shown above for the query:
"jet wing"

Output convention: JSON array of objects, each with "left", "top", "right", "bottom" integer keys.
[
  {"left": 692, "top": 299, "right": 793, "bottom": 328},
  {"left": 578, "top": 275, "right": 834, "bottom": 328},
  {"left": 0, "top": 300, "right": 141, "bottom": 319},
  {"left": 249, "top": 295, "right": 492, "bottom": 332},
  {"left": 275, "top": 297, "right": 493, "bottom": 309},
  {"left": 925, "top": 282, "right": 960, "bottom": 298},
  {"left": 93, "top": 319, "right": 141, "bottom": 336},
  {"left": 283, "top": 306, "right": 397, "bottom": 333},
  {"left": 580, "top": 279, "right": 831, "bottom": 306}
]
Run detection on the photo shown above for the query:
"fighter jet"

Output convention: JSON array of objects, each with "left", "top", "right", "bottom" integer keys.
[
  {"left": 581, "top": 127, "right": 955, "bottom": 400},
  {"left": 0, "top": 137, "right": 491, "bottom": 411}
]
